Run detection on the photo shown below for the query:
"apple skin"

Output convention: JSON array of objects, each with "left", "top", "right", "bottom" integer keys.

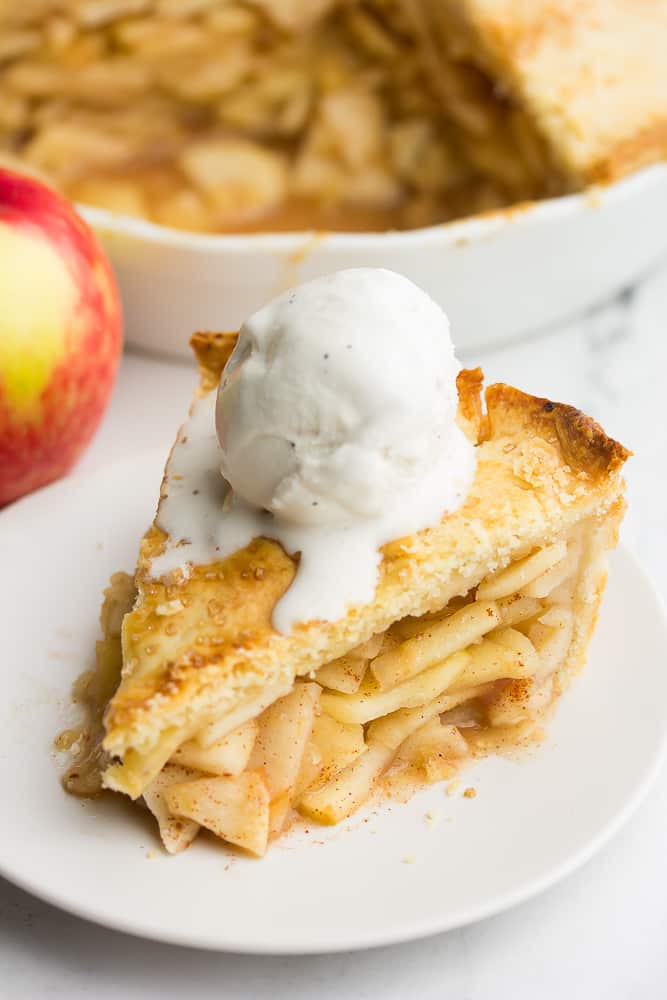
[{"left": 0, "top": 168, "right": 122, "bottom": 506}]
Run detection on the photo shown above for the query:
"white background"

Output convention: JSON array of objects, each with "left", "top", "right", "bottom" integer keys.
[{"left": 2, "top": 262, "right": 667, "bottom": 998}]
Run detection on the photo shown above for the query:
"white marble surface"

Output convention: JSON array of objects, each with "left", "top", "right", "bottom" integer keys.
[{"left": 2, "top": 261, "right": 667, "bottom": 998}]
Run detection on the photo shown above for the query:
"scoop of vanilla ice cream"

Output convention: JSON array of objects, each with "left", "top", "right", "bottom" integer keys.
[
  {"left": 216, "top": 268, "right": 472, "bottom": 525},
  {"left": 216, "top": 268, "right": 470, "bottom": 527}
]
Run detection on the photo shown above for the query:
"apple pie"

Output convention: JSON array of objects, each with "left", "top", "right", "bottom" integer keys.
[
  {"left": 63, "top": 331, "right": 629, "bottom": 857},
  {"left": 2, "top": 1, "right": 666, "bottom": 233}
]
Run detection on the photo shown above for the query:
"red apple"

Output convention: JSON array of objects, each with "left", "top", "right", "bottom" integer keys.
[{"left": 0, "top": 168, "right": 122, "bottom": 505}]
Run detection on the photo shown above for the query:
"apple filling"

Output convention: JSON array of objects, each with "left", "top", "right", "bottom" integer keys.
[
  {"left": 62, "top": 516, "right": 610, "bottom": 857},
  {"left": 1, "top": 0, "right": 568, "bottom": 234}
]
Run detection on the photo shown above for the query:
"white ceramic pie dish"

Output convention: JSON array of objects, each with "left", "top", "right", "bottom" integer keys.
[{"left": 81, "top": 164, "right": 667, "bottom": 360}]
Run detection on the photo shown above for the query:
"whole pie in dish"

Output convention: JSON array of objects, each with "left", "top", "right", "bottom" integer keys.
[
  {"left": 64, "top": 326, "right": 629, "bottom": 858},
  {"left": 2, "top": 0, "right": 666, "bottom": 233}
]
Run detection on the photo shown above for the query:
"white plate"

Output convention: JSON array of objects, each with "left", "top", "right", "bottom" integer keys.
[
  {"left": 83, "top": 165, "right": 667, "bottom": 358},
  {"left": 1, "top": 454, "right": 666, "bottom": 954}
]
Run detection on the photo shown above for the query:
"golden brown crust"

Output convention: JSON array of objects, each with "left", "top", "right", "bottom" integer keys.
[
  {"left": 109, "top": 533, "right": 296, "bottom": 733},
  {"left": 190, "top": 331, "right": 238, "bottom": 391},
  {"left": 456, "top": 367, "right": 484, "bottom": 444},
  {"left": 484, "top": 383, "right": 631, "bottom": 479},
  {"left": 432, "top": 0, "right": 667, "bottom": 184},
  {"left": 589, "top": 119, "right": 667, "bottom": 185},
  {"left": 103, "top": 333, "right": 629, "bottom": 790}
]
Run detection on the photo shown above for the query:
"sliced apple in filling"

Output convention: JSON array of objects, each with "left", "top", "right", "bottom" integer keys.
[
  {"left": 164, "top": 771, "right": 270, "bottom": 858},
  {"left": 171, "top": 720, "right": 257, "bottom": 776},
  {"left": 136, "top": 514, "right": 623, "bottom": 853},
  {"left": 247, "top": 682, "right": 321, "bottom": 837},
  {"left": 143, "top": 764, "right": 201, "bottom": 856}
]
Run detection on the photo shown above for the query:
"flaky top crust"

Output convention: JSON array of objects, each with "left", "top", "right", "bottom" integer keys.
[
  {"left": 103, "top": 332, "right": 629, "bottom": 778},
  {"left": 433, "top": 0, "right": 667, "bottom": 184}
]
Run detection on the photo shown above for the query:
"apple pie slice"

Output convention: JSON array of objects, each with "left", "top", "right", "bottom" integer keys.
[{"left": 64, "top": 331, "right": 628, "bottom": 856}]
